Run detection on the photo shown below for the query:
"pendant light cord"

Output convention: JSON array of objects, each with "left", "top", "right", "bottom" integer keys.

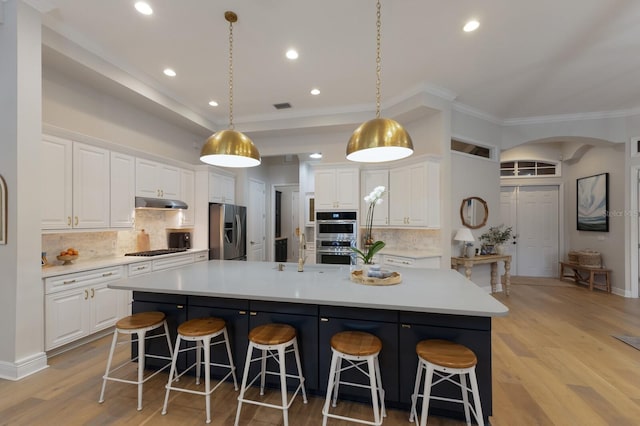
[
  {"left": 228, "top": 18, "right": 235, "bottom": 130},
  {"left": 375, "top": 0, "right": 382, "bottom": 119}
]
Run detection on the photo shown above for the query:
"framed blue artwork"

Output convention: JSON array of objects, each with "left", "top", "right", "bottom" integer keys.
[{"left": 576, "top": 172, "right": 609, "bottom": 232}]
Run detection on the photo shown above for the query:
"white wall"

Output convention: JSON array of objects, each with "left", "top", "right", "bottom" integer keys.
[
  {"left": 564, "top": 145, "right": 626, "bottom": 293},
  {"left": 450, "top": 152, "right": 501, "bottom": 290},
  {"left": 43, "top": 66, "right": 201, "bottom": 164},
  {"left": 0, "top": 0, "right": 47, "bottom": 379}
]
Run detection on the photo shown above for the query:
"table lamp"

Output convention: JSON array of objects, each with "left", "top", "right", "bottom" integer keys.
[{"left": 454, "top": 228, "right": 475, "bottom": 257}]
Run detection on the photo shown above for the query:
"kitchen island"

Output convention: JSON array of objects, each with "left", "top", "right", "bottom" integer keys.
[{"left": 109, "top": 260, "right": 507, "bottom": 422}]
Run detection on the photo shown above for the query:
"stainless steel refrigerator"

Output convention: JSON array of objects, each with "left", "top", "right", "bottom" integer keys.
[{"left": 209, "top": 203, "right": 247, "bottom": 261}]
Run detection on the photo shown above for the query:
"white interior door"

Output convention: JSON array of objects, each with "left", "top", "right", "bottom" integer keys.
[
  {"left": 248, "top": 179, "right": 266, "bottom": 261},
  {"left": 500, "top": 187, "right": 518, "bottom": 274},
  {"left": 515, "top": 186, "right": 559, "bottom": 277}
]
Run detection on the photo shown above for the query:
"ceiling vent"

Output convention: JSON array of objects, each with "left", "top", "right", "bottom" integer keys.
[{"left": 273, "top": 102, "right": 292, "bottom": 110}]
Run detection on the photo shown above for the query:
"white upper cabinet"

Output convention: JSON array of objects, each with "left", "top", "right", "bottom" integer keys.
[
  {"left": 110, "top": 152, "right": 135, "bottom": 228},
  {"left": 135, "top": 158, "right": 181, "bottom": 199},
  {"left": 361, "top": 169, "right": 389, "bottom": 226},
  {"left": 209, "top": 172, "right": 235, "bottom": 204},
  {"left": 389, "top": 160, "right": 440, "bottom": 228},
  {"left": 42, "top": 135, "right": 73, "bottom": 229},
  {"left": 314, "top": 166, "right": 360, "bottom": 210},
  {"left": 180, "top": 169, "right": 195, "bottom": 226},
  {"left": 73, "top": 142, "right": 110, "bottom": 228},
  {"left": 41, "top": 136, "right": 110, "bottom": 229}
]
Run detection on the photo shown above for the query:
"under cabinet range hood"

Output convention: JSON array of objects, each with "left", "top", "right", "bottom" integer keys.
[{"left": 135, "top": 196, "right": 188, "bottom": 209}]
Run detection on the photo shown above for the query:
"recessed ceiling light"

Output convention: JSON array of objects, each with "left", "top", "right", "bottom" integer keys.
[
  {"left": 310, "top": 88, "right": 320, "bottom": 96},
  {"left": 163, "top": 68, "right": 176, "bottom": 77},
  {"left": 134, "top": 2, "right": 153, "bottom": 15},
  {"left": 463, "top": 20, "right": 480, "bottom": 32},
  {"left": 208, "top": 100, "right": 219, "bottom": 107},
  {"left": 310, "top": 153, "right": 322, "bottom": 159},
  {"left": 286, "top": 49, "right": 299, "bottom": 60}
]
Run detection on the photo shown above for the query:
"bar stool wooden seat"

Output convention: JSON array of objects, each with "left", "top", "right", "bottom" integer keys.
[
  {"left": 99, "top": 311, "right": 173, "bottom": 411},
  {"left": 322, "top": 330, "right": 386, "bottom": 426},
  {"left": 234, "top": 323, "right": 307, "bottom": 426},
  {"left": 162, "top": 317, "right": 238, "bottom": 424},
  {"left": 409, "top": 339, "right": 484, "bottom": 426}
]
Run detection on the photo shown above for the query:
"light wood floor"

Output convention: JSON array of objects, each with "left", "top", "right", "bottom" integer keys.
[{"left": 1, "top": 277, "right": 639, "bottom": 425}]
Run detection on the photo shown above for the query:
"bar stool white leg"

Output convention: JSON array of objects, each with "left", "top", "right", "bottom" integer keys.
[
  {"left": 322, "top": 350, "right": 339, "bottom": 426},
  {"left": 203, "top": 336, "right": 212, "bottom": 424},
  {"left": 292, "top": 339, "right": 308, "bottom": 403},
  {"left": 98, "top": 328, "right": 119, "bottom": 404},
  {"left": 409, "top": 360, "right": 424, "bottom": 424},
  {"left": 419, "top": 363, "right": 435, "bottom": 426},
  {"left": 235, "top": 341, "right": 255, "bottom": 426},
  {"left": 460, "top": 371, "right": 470, "bottom": 425},
  {"left": 331, "top": 355, "right": 341, "bottom": 407},
  {"left": 162, "top": 335, "right": 182, "bottom": 416},
  {"left": 368, "top": 357, "right": 381, "bottom": 425},
  {"left": 469, "top": 369, "right": 484, "bottom": 426},
  {"left": 374, "top": 355, "right": 386, "bottom": 418},
  {"left": 223, "top": 328, "right": 239, "bottom": 389},
  {"left": 260, "top": 348, "right": 267, "bottom": 395},
  {"left": 136, "top": 329, "right": 146, "bottom": 411},
  {"left": 278, "top": 345, "right": 289, "bottom": 426}
]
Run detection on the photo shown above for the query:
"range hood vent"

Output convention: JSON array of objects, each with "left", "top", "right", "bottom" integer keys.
[{"left": 135, "top": 196, "right": 188, "bottom": 209}]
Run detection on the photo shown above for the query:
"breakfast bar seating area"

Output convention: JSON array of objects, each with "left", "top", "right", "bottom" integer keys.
[{"left": 106, "top": 260, "right": 508, "bottom": 424}]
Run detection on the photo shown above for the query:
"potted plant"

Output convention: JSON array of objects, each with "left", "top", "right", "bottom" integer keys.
[
  {"left": 479, "top": 225, "right": 513, "bottom": 255},
  {"left": 351, "top": 186, "right": 386, "bottom": 265}
]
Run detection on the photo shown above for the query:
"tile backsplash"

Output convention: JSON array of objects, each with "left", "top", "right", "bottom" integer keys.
[
  {"left": 366, "top": 227, "right": 440, "bottom": 251},
  {"left": 42, "top": 209, "right": 189, "bottom": 260}
]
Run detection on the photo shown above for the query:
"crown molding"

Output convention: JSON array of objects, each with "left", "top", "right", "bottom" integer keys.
[
  {"left": 21, "top": 0, "right": 55, "bottom": 13},
  {"left": 503, "top": 107, "right": 640, "bottom": 126},
  {"left": 452, "top": 102, "right": 503, "bottom": 125}
]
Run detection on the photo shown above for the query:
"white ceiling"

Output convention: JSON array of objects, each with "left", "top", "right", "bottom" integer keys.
[{"left": 39, "top": 0, "right": 640, "bottom": 136}]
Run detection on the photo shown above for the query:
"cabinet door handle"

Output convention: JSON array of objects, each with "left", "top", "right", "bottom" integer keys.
[
  {"left": 238, "top": 310, "right": 247, "bottom": 315},
  {"left": 63, "top": 279, "right": 76, "bottom": 285},
  {"left": 67, "top": 216, "right": 71, "bottom": 226},
  {"left": 161, "top": 189, "right": 164, "bottom": 197},
  {"left": 249, "top": 311, "right": 257, "bottom": 316},
  {"left": 136, "top": 266, "right": 146, "bottom": 270},
  {"left": 177, "top": 305, "right": 184, "bottom": 309},
  {"left": 90, "top": 288, "right": 95, "bottom": 298},
  {"left": 74, "top": 216, "right": 79, "bottom": 226},
  {"left": 401, "top": 324, "right": 411, "bottom": 329},
  {"left": 84, "top": 289, "right": 89, "bottom": 300},
  {"left": 320, "top": 318, "right": 329, "bottom": 322},
  {"left": 102, "top": 272, "right": 113, "bottom": 277}
]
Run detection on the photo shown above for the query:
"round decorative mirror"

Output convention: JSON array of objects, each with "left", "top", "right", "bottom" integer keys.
[{"left": 460, "top": 197, "right": 488, "bottom": 229}]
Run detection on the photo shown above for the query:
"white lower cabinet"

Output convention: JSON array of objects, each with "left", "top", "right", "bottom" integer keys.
[
  {"left": 152, "top": 253, "right": 195, "bottom": 271},
  {"left": 45, "top": 266, "right": 125, "bottom": 350},
  {"left": 382, "top": 255, "right": 440, "bottom": 269},
  {"left": 194, "top": 251, "right": 209, "bottom": 262}
]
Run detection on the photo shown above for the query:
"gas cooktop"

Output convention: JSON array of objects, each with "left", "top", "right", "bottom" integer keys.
[{"left": 124, "top": 248, "right": 189, "bottom": 257}]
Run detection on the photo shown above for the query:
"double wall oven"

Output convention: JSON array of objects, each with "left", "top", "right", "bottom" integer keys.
[{"left": 315, "top": 211, "right": 357, "bottom": 265}]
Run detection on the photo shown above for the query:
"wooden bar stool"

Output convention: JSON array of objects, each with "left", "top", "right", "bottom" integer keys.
[
  {"left": 234, "top": 323, "right": 307, "bottom": 426},
  {"left": 162, "top": 317, "right": 238, "bottom": 424},
  {"left": 409, "top": 339, "right": 484, "bottom": 426},
  {"left": 322, "top": 331, "right": 386, "bottom": 426},
  {"left": 99, "top": 311, "right": 173, "bottom": 411}
]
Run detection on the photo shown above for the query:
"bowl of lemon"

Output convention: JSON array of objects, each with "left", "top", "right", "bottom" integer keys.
[{"left": 57, "top": 248, "right": 79, "bottom": 265}]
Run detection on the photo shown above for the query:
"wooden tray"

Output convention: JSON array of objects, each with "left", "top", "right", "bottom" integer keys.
[{"left": 350, "top": 270, "right": 402, "bottom": 286}]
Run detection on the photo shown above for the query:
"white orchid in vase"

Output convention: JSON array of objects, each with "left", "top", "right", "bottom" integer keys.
[{"left": 351, "top": 186, "right": 386, "bottom": 264}]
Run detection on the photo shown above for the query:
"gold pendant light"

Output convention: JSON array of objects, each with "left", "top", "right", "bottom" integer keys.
[
  {"left": 346, "top": 0, "right": 413, "bottom": 163},
  {"left": 200, "top": 11, "right": 261, "bottom": 168}
]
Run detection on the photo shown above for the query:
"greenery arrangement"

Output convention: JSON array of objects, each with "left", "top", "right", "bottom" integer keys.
[
  {"left": 479, "top": 225, "right": 513, "bottom": 246},
  {"left": 351, "top": 186, "right": 386, "bottom": 264}
]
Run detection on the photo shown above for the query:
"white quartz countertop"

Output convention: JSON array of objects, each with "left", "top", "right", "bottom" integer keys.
[
  {"left": 41, "top": 249, "right": 209, "bottom": 278},
  {"left": 108, "top": 260, "right": 508, "bottom": 317}
]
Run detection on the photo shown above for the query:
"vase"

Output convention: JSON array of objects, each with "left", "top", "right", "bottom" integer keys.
[{"left": 495, "top": 244, "right": 505, "bottom": 255}]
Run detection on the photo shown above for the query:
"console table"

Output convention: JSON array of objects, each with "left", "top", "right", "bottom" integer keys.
[
  {"left": 451, "top": 255, "right": 512, "bottom": 295},
  {"left": 558, "top": 261, "right": 611, "bottom": 292}
]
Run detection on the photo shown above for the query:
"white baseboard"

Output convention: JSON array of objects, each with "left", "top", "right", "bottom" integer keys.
[{"left": 0, "top": 352, "right": 48, "bottom": 381}]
